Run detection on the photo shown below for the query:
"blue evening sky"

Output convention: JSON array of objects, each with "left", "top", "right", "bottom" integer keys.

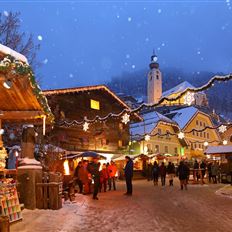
[{"left": 1, "top": 0, "right": 232, "bottom": 89}]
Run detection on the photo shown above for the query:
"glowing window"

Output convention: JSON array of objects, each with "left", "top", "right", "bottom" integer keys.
[{"left": 90, "top": 99, "right": 100, "bottom": 110}]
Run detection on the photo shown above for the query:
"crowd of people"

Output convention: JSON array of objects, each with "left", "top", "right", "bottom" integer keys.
[
  {"left": 72, "top": 157, "right": 223, "bottom": 200},
  {"left": 146, "top": 159, "right": 222, "bottom": 190},
  {"left": 73, "top": 158, "right": 118, "bottom": 200}
]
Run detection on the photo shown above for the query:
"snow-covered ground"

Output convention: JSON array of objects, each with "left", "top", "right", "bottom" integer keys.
[
  {"left": 11, "top": 180, "right": 232, "bottom": 232},
  {"left": 216, "top": 185, "right": 232, "bottom": 199}
]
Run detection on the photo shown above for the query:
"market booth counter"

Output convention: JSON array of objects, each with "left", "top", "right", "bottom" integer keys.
[{"left": 205, "top": 145, "right": 232, "bottom": 184}]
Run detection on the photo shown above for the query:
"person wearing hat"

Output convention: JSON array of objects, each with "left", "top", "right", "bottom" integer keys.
[{"left": 124, "top": 156, "right": 133, "bottom": 196}]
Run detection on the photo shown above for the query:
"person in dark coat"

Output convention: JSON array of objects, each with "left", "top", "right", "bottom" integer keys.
[
  {"left": 152, "top": 161, "right": 159, "bottom": 186},
  {"left": 74, "top": 161, "right": 83, "bottom": 193},
  {"left": 193, "top": 160, "right": 200, "bottom": 182},
  {"left": 124, "top": 156, "right": 133, "bottom": 196},
  {"left": 200, "top": 160, "right": 206, "bottom": 184},
  {"left": 177, "top": 161, "right": 189, "bottom": 190},
  {"left": 89, "top": 158, "right": 100, "bottom": 200},
  {"left": 167, "top": 162, "right": 175, "bottom": 186},
  {"left": 159, "top": 162, "right": 166, "bottom": 186}
]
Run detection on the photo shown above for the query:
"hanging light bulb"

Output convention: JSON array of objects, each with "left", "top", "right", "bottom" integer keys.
[
  {"left": 145, "top": 134, "right": 150, "bottom": 141},
  {"left": 0, "top": 129, "right": 4, "bottom": 135},
  {"left": 203, "top": 141, "right": 209, "bottom": 147},
  {"left": 223, "top": 140, "right": 228, "bottom": 145},
  {"left": 3, "top": 79, "right": 12, "bottom": 89}
]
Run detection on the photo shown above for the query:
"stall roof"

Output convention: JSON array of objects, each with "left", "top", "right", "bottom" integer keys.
[
  {"left": 205, "top": 145, "right": 232, "bottom": 154},
  {"left": 0, "top": 44, "right": 53, "bottom": 122}
]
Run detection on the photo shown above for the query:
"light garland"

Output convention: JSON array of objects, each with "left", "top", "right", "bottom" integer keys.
[
  {"left": 58, "top": 74, "right": 232, "bottom": 127},
  {"left": 0, "top": 55, "right": 54, "bottom": 122}
]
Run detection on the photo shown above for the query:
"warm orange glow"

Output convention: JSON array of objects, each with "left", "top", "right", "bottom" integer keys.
[{"left": 64, "top": 160, "right": 70, "bottom": 175}]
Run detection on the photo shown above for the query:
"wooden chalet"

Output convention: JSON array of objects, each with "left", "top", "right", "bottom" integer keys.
[{"left": 43, "top": 85, "right": 142, "bottom": 157}]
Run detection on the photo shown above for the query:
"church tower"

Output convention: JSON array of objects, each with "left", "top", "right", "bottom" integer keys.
[{"left": 147, "top": 52, "right": 162, "bottom": 104}]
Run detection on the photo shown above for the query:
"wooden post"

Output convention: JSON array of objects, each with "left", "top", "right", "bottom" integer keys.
[{"left": 0, "top": 216, "right": 10, "bottom": 232}]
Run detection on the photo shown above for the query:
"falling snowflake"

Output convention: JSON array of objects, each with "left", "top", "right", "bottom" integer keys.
[
  {"left": 178, "top": 132, "right": 185, "bottom": 139},
  {"left": 116, "top": 15, "right": 120, "bottom": 19},
  {"left": 69, "top": 73, "right": 74, "bottom": 78},
  {"left": 161, "top": 43, "right": 165, "bottom": 47},
  {"left": 145, "top": 135, "right": 150, "bottom": 141},
  {"left": 83, "top": 122, "right": 89, "bottom": 131},
  {"left": 121, "top": 113, "right": 130, "bottom": 125},
  {"left": 126, "top": 54, "right": 130, "bottom": 59},
  {"left": 128, "top": 17, "right": 132, "bottom": 22},
  {"left": 157, "top": 9, "right": 162, "bottom": 14},
  {"left": 132, "top": 65, "right": 136, "bottom": 69},
  {"left": 145, "top": 37, "right": 149, "bottom": 42},
  {"left": 43, "top": 58, "right": 48, "bottom": 64},
  {"left": 3, "top": 11, "right": 9, "bottom": 17},
  {"left": 218, "top": 125, "right": 227, "bottom": 133},
  {"left": 184, "top": 92, "right": 195, "bottom": 106},
  {"left": 37, "top": 35, "right": 43, "bottom": 41},
  {"left": 197, "top": 51, "right": 201, "bottom": 55}
]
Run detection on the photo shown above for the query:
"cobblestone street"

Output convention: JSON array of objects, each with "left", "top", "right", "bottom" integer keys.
[{"left": 11, "top": 180, "right": 232, "bottom": 232}]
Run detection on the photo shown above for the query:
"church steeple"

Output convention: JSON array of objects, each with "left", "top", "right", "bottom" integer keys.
[
  {"left": 149, "top": 50, "right": 159, "bottom": 69},
  {"left": 147, "top": 51, "right": 162, "bottom": 104}
]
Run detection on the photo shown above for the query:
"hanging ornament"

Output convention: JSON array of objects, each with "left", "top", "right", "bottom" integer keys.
[
  {"left": 184, "top": 92, "right": 195, "bottom": 106},
  {"left": 218, "top": 125, "right": 227, "bottom": 133},
  {"left": 178, "top": 132, "right": 185, "bottom": 139},
  {"left": 83, "top": 122, "right": 89, "bottom": 131},
  {"left": 144, "top": 134, "right": 150, "bottom": 141},
  {"left": 121, "top": 113, "right": 130, "bottom": 125},
  {"left": 9, "top": 132, "right": 15, "bottom": 140}
]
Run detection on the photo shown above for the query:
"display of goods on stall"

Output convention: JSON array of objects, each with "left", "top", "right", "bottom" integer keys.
[
  {"left": 0, "top": 147, "right": 7, "bottom": 170},
  {"left": 0, "top": 178, "right": 22, "bottom": 223}
]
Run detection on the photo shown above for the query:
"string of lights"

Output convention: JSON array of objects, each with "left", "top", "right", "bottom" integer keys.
[{"left": 58, "top": 74, "right": 232, "bottom": 128}]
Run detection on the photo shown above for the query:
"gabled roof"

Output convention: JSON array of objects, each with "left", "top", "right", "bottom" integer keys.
[
  {"left": 165, "top": 106, "right": 198, "bottom": 129},
  {"left": 130, "top": 111, "right": 176, "bottom": 139},
  {"left": 205, "top": 145, "right": 232, "bottom": 154},
  {"left": 162, "top": 81, "right": 195, "bottom": 97},
  {"left": 0, "top": 44, "right": 53, "bottom": 122},
  {"left": 43, "top": 85, "right": 142, "bottom": 121}
]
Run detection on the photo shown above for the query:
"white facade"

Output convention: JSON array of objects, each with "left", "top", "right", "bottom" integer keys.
[{"left": 147, "top": 67, "right": 162, "bottom": 104}]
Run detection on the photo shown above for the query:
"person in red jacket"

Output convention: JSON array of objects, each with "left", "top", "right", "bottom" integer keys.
[
  {"left": 108, "top": 161, "right": 118, "bottom": 190},
  {"left": 100, "top": 163, "right": 109, "bottom": 192}
]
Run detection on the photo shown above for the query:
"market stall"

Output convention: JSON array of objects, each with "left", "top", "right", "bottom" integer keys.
[{"left": 0, "top": 43, "right": 53, "bottom": 226}]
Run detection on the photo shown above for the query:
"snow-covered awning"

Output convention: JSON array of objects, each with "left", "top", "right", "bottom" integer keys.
[{"left": 204, "top": 145, "right": 232, "bottom": 154}]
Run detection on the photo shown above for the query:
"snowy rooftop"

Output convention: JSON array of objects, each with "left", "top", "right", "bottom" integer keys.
[
  {"left": 130, "top": 111, "right": 176, "bottom": 139},
  {"left": 162, "top": 81, "right": 195, "bottom": 97},
  {"left": 205, "top": 145, "right": 232, "bottom": 154},
  {"left": 0, "top": 43, "right": 28, "bottom": 63},
  {"left": 165, "top": 106, "right": 198, "bottom": 129}
]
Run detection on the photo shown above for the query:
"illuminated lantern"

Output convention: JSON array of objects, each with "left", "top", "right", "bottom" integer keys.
[{"left": 63, "top": 160, "right": 70, "bottom": 175}]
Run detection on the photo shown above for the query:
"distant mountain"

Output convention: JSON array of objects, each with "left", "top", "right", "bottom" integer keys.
[{"left": 106, "top": 67, "right": 232, "bottom": 119}]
